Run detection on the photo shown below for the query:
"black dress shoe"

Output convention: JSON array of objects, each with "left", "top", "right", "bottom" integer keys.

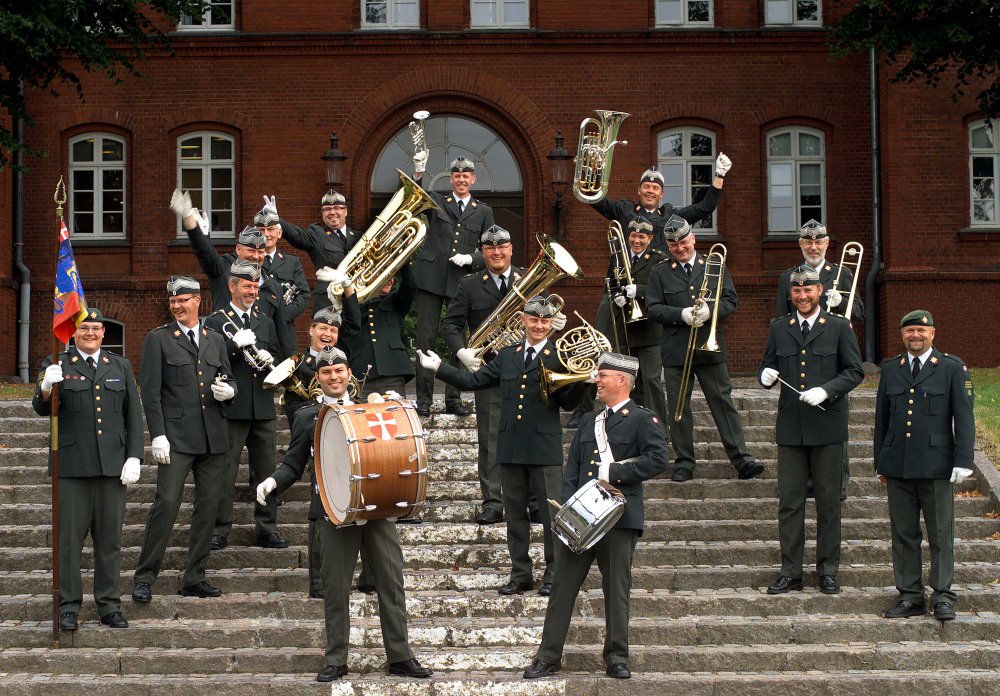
[
  {"left": 355, "top": 584, "right": 377, "bottom": 595},
  {"left": 538, "top": 582, "right": 552, "bottom": 596},
  {"left": 210, "top": 535, "right": 228, "bottom": 551},
  {"left": 255, "top": 532, "right": 288, "bottom": 549},
  {"left": 566, "top": 409, "right": 586, "bottom": 429},
  {"left": 529, "top": 508, "right": 542, "bottom": 524},
  {"left": 819, "top": 575, "right": 840, "bottom": 594},
  {"left": 131, "top": 582, "right": 151, "bottom": 603},
  {"left": 933, "top": 602, "right": 956, "bottom": 621},
  {"left": 309, "top": 589, "right": 326, "bottom": 599},
  {"left": 671, "top": 467, "right": 693, "bottom": 482},
  {"left": 100, "top": 611, "right": 128, "bottom": 628},
  {"left": 524, "top": 659, "right": 562, "bottom": 679},
  {"left": 179, "top": 581, "right": 222, "bottom": 598},
  {"left": 446, "top": 402, "right": 471, "bottom": 417},
  {"left": 738, "top": 462, "right": 765, "bottom": 480},
  {"left": 475, "top": 508, "right": 504, "bottom": 524},
  {"left": 316, "top": 664, "right": 348, "bottom": 682},
  {"left": 766, "top": 576, "right": 804, "bottom": 594},
  {"left": 58, "top": 612, "right": 78, "bottom": 631},
  {"left": 606, "top": 663, "right": 631, "bottom": 679},
  {"left": 805, "top": 486, "right": 815, "bottom": 499},
  {"left": 883, "top": 599, "right": 927, "bottom": 618},
  {"left": 498, "top": 580, "right": 534, "bottom": 595},
  {"left": 415, "top": 403, "right": 431, "bottom": 416},
  {"left": 387, "top": 658, "right": 433, "bottom": 678}
]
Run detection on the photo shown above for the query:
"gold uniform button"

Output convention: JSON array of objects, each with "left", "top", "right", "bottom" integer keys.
[
  {"left": 371, "top": 330, "right": 376, "bottom": 334},
  {"left": 95, "top": 385, "right": 100, "bottom": 390},
  {"left": 689, "top": 286, "right": 694, "bottom": 290},
  {"left": 373, "top": 338, "right": 377, "bottom": 342},
  {"left": 370, "top": 323, "right": 375, "bottom": 327},
  {"left": 457, "top": 224, "right": 462, "bottom": 228},
  {"left": 801, "top": 350, "right": 806, "bottom": 355},
  {"left": 588, "top": 472, "right": 593, "bottom": 477},
  {"left": 909, "top": 400, "right": 914, "bottom": 404},
  {"left": 800, "top": 385, "right": 805, "bottom": 389},
  {"left": 97, "top": 430, "right": 102, "bottom": 435},
  {"left": 800, "top": 373, "right": 805, "bottom": 377},
  {"left": 518, "top": 405, "right": 523, "bottom": 409},
  {"left": 519, "top": 395, "right": 524, "bottom": 399},
  {"left": 203, "top": 405, "right": 206, "bottom": 410},
  {"left": 96, "top": 408, "right": 101, "bottom": 412},
  {"left": 908, "top": 410, "right": 912, "bottom": 415},
  {"left": 909, "top": 389, "right": 914, "bottom": 393},
  {"left": 521, "top": 384, "right": 526, "bottom": 389},
  {"left": 517, "top": 415, "right": 522, "bottom": 419},
  {"left": 199, "top": 371, "right": 203, "bottom": 376},
  {"left": 97, "top": 419, "right": 102, "bottom": 424},
  {"left": 95, "top": 396, "right": 100, "bottom": 401},
  {"left": 907, "top": 421, "right": 911, "bottom": 426},
  {"left": 801, "top": 361, "right": 806, "bottom": 366},
  {"left": 200, "top": 382, "right": 204, "bottom": 387},
  {"left": 906, "top": 433, "right": 911, "bottom": 437}
]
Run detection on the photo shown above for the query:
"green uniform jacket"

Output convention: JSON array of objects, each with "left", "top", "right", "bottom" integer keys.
[
  {"left": 589, "top": 188, "right": 721, "bottom": 255},
  {"left": 436, "top": 342, "right": 586, "bottom": 465},
  {"left": 33, "top": 347, "right": 145, "bottom": 477},
  {"left": 604, "top": 246, "right": 668, "bottom": 348},
  {"left": 775, "top": 260, "right": 865, "bottom": 323},
  {"left": 348, "top": 263, "right": 416, "bottom": 382},
  {"left": 272, "top": 402, "right": 327, "bottom": 521},
  {"left": 562, "top": 400, "right": 670, "bottom": 535},
  {"left": 440, "top": 265, "right": 525, "bottom": 359},
  {"left": 874, "top": 348, "right": 975, "bottom": 479},
  {"left": 277, "top": 218, "right": 363, "bottom": 311},
  {"left": 758, "top": 310, "right": 864, "bottom": 446},
  {"left": 204, "top": 307, "right": 282, "bottom": 421},
  {"left": 139, "top": 323, "right": 237, "bottom": 455},
  {"left": 646, "top": 252, "right": 739, "bottom": 367}
]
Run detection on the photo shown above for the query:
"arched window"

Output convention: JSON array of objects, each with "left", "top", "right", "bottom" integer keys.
[
  {"left": 970, "top": 120, "right": 998, "bottom": 225},
  {"left": 101, "top": 319, "right": 125, "bottom": 357},
  {"left": 766, "top": 126, "right": 825, "bottom": 233},
  {"left": 68, "top": 133, "right": 126, "bottom": 238},
  {"left": 657, "top": 128, "right": 717, "bottom": 230},
  {"left": 177, "top": 131, "right": 236, "bottom": 236}
]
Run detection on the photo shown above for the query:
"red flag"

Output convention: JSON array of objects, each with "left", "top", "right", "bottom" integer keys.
[{"left": 52, "top": 220, "right": 88, "bottom": 343}]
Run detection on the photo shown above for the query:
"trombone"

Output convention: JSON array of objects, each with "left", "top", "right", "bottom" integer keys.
[
  {"left": 832, "top": 242, "right": 864, "bottom": 320},
  {"left": 674, "top": 244, "right": 727, "bottom": 422}
]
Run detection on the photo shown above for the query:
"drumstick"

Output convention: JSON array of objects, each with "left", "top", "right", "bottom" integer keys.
[
  {"left": 548, "top": 499, "right": 561, "bottom": 508},
  {"left": 777, "top": 377, "right": 826, "bottom": 410}
]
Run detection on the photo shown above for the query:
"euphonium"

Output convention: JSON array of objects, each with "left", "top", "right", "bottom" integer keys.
[
  {"left": 264, "top": 354, "right": 313, "bottom": 399},
  {"left": 467, "top": 233, "right": 584, "bottom": 366},
  {"left": 330, "top": 168, "right": 440, "bottom": 304},
  {"left": 607, "top": 221, "right": 643, "bottom": 323},
  {"left": 538, "top": 312, "right": 612, "bottom": 406},
  {"left": 832, "top": 241, "right": 864, "bottom": 320},
  {"left": 573, "top": 110, "right": 630, "bottom": 204},
  {"left": 220, "top": 316, "right": 274, "bottom": 372}
]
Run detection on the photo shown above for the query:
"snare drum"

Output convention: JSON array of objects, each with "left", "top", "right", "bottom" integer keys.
[
  {"left": 314, "top": 399, "right": 428, "bottom": 525},
  {"left": 551, "top": 478, "right": 626, "bottom": 553}
]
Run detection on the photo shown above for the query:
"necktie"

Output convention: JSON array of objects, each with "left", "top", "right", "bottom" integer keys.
[
  {"left": 498, "top": 275, "right": 507, "bottom": 296},
  {"left": 912, "top": 358, "right": 921, "bottom": 380},
  {"left": 241, "top": 313, "right": 250, "bottom": 329},
  {"left": 524, "top": 346, "right": 535, "bottom": 367},
  {"left": 263, "top": 255, "right": 272, "bottom": 271},
  {"left": 684, "top": 262, "right": 692, "bottom": 276},
  {"left": 801, "top": 320, "right": 810, "bottom": 341},
  {"left": 188, "top": 329, "right": 198, "bottom": 350},
  {"left": 86, "top": 357, "right": 96, "bottom": 373},
  {"left": 631, "top": 254, "right": 639, "bottom": 267},
  {"left": 457, "top": 200, "right": 464, "bottom": 215}
]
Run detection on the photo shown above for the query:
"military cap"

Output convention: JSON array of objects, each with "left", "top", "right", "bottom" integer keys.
[
  {"left": 639, "top": 167, "right": 665, "bottom": 187},
  {"left": 663, "top": 214, "right": 692, "bottom": 242},
  {"left": 237, "top": 226, "right": 266, "bottom": 249},
  {"left": 480, "top": 224, "right": 511, "bottom": 246},
  {"left": 166, "top": 276, "right": 200, "bottom": 296},
  {"left": 597, "top": 351, "right": 639, "bottom": 377},
  {"left": 321, "top": 190, "right": 347, "bottom": 207},
  {"left": 312, "top": 307, "right": 343, "bottom": 327},
  {"left": 315, "top": 345, "right": 349, "bottom": 368},
  {"left": 229, "top": 259, "right": 262, "bottom": 282},
  {"left": 900, "top": 309, "right": 934, "bottom": 328},
  {"left": 450, "top": 156, "right": 475, "bottom": 173},
  {"left": 627, "top": 218, "right": 654, "bottom": 236},
  {"left": 789, "top": 264, "right": 822, "bottom": 286},
  {"left": 799, "top": 219, "right": 828, "bottom": 239},
  {"left": 82, "top": 308, "right": 104, "bottom": 324},
  {"left": 523, "top": 294, "right": 558, "bottom": 318},
  {"left": 254, "top": 208, "right": 279, "bottom": 227}
]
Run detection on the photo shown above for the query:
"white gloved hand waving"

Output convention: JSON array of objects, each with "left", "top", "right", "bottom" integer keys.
[
  {"left": 151, "top": 435, "right": 170, "bottom": 466},
  {"left": 256, "top": 477, "right": 277, "bottom": 506},
  {"left": 456, "top": 348, "right": 482, "bottom": 371},
  {"left": 800, "top": 387, "right": 828, "bottom": 407},
  {"left": 120, "top": 457, "right": 141, "bottom": 485},
  {"left": 169, "top": 189, "right": 195, "bottom": 218},
  {"left": 262, "top": 195, "right": 278, "bottom": 215},
  {"left": 231, "top": 328, "right": 256, "bottom": 348},
  {"left": 715, "top": 153, "right": 732, "bottom": 177},
  {"left": 41, "top": 363, "right": 64, "bottom": 392},
  {"left": 760, "top": 367, "right": 779, "bottom": 388},
  {"left": 416, "top": 350, "right": 442, "bottom": 372},
  {"left": 315, "top": 266, "right": 337, "bottom": 283}
]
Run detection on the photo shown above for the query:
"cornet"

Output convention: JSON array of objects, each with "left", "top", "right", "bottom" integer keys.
[
  {"left": 220, "top": 316, "right": 274, "bottom": 373},
  {"left": 409, "top": 110, "right": 430, "bottom": 161}
]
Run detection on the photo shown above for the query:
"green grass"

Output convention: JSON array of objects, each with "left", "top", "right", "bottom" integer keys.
[
  {"left": 973, "top": 368, "right": 1000, "bottom": 469},
  {"left": 0, "top": 383, "right": 33, "bottom": 400}
]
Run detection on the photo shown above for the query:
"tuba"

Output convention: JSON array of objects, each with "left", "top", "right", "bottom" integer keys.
[
  {"left": 538, "top": 312, "right": 612, "bottom": 406},
  {"left": 833, "top": 241, "right": 864, "bottom": 320},
  {"left": 330, "top": 169, "right": 441, "bottom": 305},
  {"left": 467, "top": 233, "right": 584, "bottom": 366},
  {"left": 573, "top": 110, "right": 630, "bottom": 204}
]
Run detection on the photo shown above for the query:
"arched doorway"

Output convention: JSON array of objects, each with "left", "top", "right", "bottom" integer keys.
[{"left": 370, "top": 114, "right": 526, "bottom": 265}]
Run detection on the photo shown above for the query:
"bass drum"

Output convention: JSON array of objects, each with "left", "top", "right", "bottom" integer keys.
[{"left": 314, "top": 399, "right": 428, "bottom": 526}]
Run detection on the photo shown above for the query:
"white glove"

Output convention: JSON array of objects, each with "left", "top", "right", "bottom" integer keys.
[
  {"left": 120, "top": 457, "right": 141, "bottom": 485},
  {"left": 598, "top": 462, "right": 610, "bottom": 482},
  {"left": 413, "top": 150, "right": 428, "bottom": 175},
  {"left": 169, "top": 189, "right": 195, "bottom": 218},
  {"left": 231, "top": 328, "right": 256, "bottom": 348},
  {"left": 613, "top": 293, "right": 627, "bottom": 308},
  {"left": 693, "top": 303, "right": 711, "bottom": 325},
  {"left": 456, "top": 348, "right": 482, "bottom": 371},
  {"left": 384, "top": 390, "right": 403, "bottom": 401},
  {"left": 585, "top": 369, "right": 598, "bottom": 384},
  {"left": 193, "top": 208, "right": 210, "bottom": 236},
  {"left": 800, "top": 387, "right": 828, "bottom": 407},
  {"left": 825, "top": 287, "right": 843, "bottom": 309},
  {"left": 760, "top": 367, "right": 779, "bottom": 387},
  {"left": 551, "top": 311, "right": 567, "bottom": 332},
  {"left": 624, "top": 284, "right": 636, "bottom": 299},
  {"left": 41, "top": 363, "right": 64, "bottom": 392},
  {"left": 449, "top": 253, "right": 473, "bottom": 268},
  {"left": 262, "top": 195, "right": 277, "bottom": 215},
  {"left": 950, "top": 467, "right": 973, "bottom": 484},
  {"left": 315, "top": 266, "right": 337, "bottom": 283},
  {"left": 151, "top": 435, "right": 170, "bottom": 466},
  {"left": 256, "top": 477, "right": 277, "bottom": 506},
  {"left": 715, "top": 153, "right": 732, "bottom": 177},
  {"left": 211, "top": 380, "right": 235, "bottom": 401},
  {"left": 256, "top": 349, "right": 273, "bottom": 365},
  {"left": 416, "top": 349, "right": 442, "bottom": 372},
  {"left": 681, "top": 306, "right": 697, "bottom": 326}
]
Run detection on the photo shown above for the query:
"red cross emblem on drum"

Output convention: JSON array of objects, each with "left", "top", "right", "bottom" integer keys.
[{"left": 365, "top": 412, "right": 397, "bottom": 439}]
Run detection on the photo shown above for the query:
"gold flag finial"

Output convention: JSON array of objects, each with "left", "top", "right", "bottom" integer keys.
[{"left": 53, "top": 176, "right": 67, "bottom": 219}]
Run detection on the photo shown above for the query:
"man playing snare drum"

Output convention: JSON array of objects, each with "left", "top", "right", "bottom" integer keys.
[
  {"left": 255, "top": 346, "right": 432, "bottom": 683},
  {"left": 524, "top": 352, "right": 670, "bottom": 681}
]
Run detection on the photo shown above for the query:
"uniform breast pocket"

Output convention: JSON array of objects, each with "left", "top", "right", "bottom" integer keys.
[
  {"left": 886, "top": 384, "right": 906, "bottom": 414},
  {"left": 776, "top": 347, "right": 796, "bottom": 375},
  {"left": 204, "top": 355, "right": 223, "bottom": 381},
  {"left": 416, "top": 248, "right": 435, "bottom": 263},
  {"left": 812, "top": 346, "right": 837, "bottom": 375},
  {"left": 60, "top": 380, "right": 88, "bottom": 412},
  {"left": 104, "top": 380, "right": 126, "bottom": 412},
  {"left": 921, "top": 384, "right": 947, "bottom": 415},
  {"left": 166, "top": 356, "right": 192, "bottom": 386}
]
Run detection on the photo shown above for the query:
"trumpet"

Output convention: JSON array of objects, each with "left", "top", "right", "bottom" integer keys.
[
  {"left": 220, "top": 317, "right": 274, "bottom": 373},
  {"left": 674, "top": 244, "right": 727, "bottom": 422},
  {"left": 538, "top": 312, "right": 612, "bottom": 407},
  {"left": 607, "top": 220, "right": 644, "bottom": 323},
  {"left": 573, "top": 110, "right": 630, "bottom": 204},
  {"left": 409, "top": 110, "right": 430, "bottom": 161},
  {"left": 833, "top": 242, "right": 864, "bottom": 320}
]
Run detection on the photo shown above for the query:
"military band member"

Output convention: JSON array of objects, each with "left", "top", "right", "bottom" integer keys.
[
  {"left": 875, "top": 311, "right": 974, "bottom": 621},
  {"left": 646, "top": 216, "right": 762, "bottom": 482},
  {"left": 204, "top": 261, "right": 286, "bottom": 552},
  {"left": 418, "top": 296, "right": 587, "bottom": 596},
  {"left": 759, "top": 266, "right": 863, "bottom": 596},
  {"left": 256, "top": 201, "right": 310, "bottom": 350},
  {"left": 132, "top": 277, "right": 238, "bottom": 603},
  {"left": 525, "top": 352, "right": 670, "bottom": 680},
  {"left": 410, "top": 153, "right": 495, "bottom": 417},
  {"left": 255, "top": 347, "right": 433, "bottom": 683},
  {"left": 33, "top": 310, "right": 144, "bottom": 631}
]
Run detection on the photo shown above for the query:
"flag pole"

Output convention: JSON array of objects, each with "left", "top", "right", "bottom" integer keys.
[{"left": 51, "top": 177, "right": 66, "bottom": 647}]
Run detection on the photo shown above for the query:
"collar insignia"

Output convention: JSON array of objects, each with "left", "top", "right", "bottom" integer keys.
[
  {"left": 790, "top": 319, "right": 796, "bottom": 325},
  {"left": 278, "top": 252, "right": 283, "bottom": 258},
  {"left": 71, "top": 356, "right": 78, "bottom": 363},
  {"left": 634, "top": 205, "right": 640, "bottom": 212},
  {"left": 964, "top": 365, "right": 968, "bottom": 371},
  {"left": 652, "top": 415, "right": 659, "bottom": 424},
  {"left": 482, "top": 275, "right": 488, "bottom": 281},
  {"left": 644, "top": 253, "right": 650, "bottom": 259},
  {"left": 900, "top": 357, "right": 906, "bottom": 365},
  {"left": 671, "top": 263, "right": 677, "bottom": 269},
  {"left": 515, "top": 345, "right": 522, "bottom": 352},
  {"left": 326, "top": 230, "right": 331, "bottom": 235},
  {"left": 818, "top": 317, "right": 826, "bottom": 324},
  {"left": 825, "top": 265, "right": 831, "bottom": 271},
  {"left": 930, "top": 356, "right": 938, "bottom": 364},
  {"left": 174, "top": 330, "right": 181, "bottom": 337},
  {"left": 227, "top": 310, "right": 233, "bottom": 316},
  {"left": 698, "top": 258, "right": 704, "bottom": 265},
  {"left": 306, "top": 357, "right": 312, "bottom": 363},
  {"left": 446, "top": 197, "right": 453, "bottom": 203},
  {"left": 102, "top": 356, "right": 109, "bottom": 363},
  {"left": 622, "top": 408, "right": 629, "bottom": 416},
  {"left": 472, "top": 202, "right": 477, "bottom": 207},
  {"left": 202, "top": 329, "right": 207, "bottom": 336},
  {"left": 543, "top": 348, "right": 551, "bottom": 356}
]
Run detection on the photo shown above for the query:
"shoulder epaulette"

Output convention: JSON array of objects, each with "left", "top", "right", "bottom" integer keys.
[
  {"left": 942, "top": 353, "right": 965, "bottom": 365},
  {"left": 772, "top": 313, "right": 793, "bottom": 323},
  {"left": 881, "top": 355, "right": 902, "bottom": 367}
]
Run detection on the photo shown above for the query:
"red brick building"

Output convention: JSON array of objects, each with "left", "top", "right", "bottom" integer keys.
[{"left": 3, "top": 0, "right": 996, "bottom": 378}]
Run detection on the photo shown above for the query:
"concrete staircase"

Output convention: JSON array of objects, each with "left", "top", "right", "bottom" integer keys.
[{"left": 2, "top": 387, "right": 1000, "bottom": 695}]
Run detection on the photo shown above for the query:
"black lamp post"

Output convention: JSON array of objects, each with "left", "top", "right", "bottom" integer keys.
[
  {"left": 321, "top": 131, "right": 347, "bottom": 189},
  {"left": 546, "top": 130, "right": 572, "bottom": 239}
]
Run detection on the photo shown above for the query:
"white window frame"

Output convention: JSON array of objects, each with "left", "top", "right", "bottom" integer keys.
[
  {"left": 766, "top": 126, "right": 826, "bottom": 234},
  {"left": 470, "top": 0, "right": 530, "bottom": 28},
  {"left": 765, "top": 0, "right": 821, "bottom": 26},
  {"left": 969, "top": 120, "right": 999, "bottom": 227},
  {"left": 100, "top": 319, "right": 125, "bottom": 357},
  {"left": 655, "top": 0, "right": 713, "bottom": 27},
  {"left": 179, "top": 0, "right": 234, "bottom": 29},
  {"left": 656, "top": 127, "right": 717, "bottom": 232},
  {"left": 176, "top": 131, "right": 236, "bottom": 237},
  {"left": 361, "top": 0, "right": 420, "bottom": 29},
  {"left": 68, "top": 133, "right": 127, "bottom": 239}
]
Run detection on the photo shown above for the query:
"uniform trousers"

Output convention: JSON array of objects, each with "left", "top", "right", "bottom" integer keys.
[
  {"left": 58, "top": 476, "right": 127, "bottom": 616},
  {"left": 777, "top": 442, "right": 843, "bottom": 578},
  {"left": 318, "top": 517, "right": 415, "bottom": 666},
  {"left": 627, "top": 344, "right": 667, "bottom": 434},
  {"left": 414, "top": 289, "right": 463, "bottom": 409},
  {"left": 535, "top": 528, "right": 638, "bottom": 666},
  {"left": 135, "top": 451, "right": 225, "bottom": 588},
  {"left": 474, "top": 385, "right": 503, "bottom": 513},
  {"left": 886, "top": 477, "right": 957, "bottom": 606},
  {"left": 215, "top": 418, "right": 278, "bottom": 539},
  {"left": 502, "top": 463, "right": 562, "bottom": 585}
]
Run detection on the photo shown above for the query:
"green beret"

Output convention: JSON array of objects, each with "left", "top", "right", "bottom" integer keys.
[
  {"left": 83, "top": 308, "right": 104, "bottom": 323},
  {"left": 900, "top": 310, "right": 933, "bottom": 328}
]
